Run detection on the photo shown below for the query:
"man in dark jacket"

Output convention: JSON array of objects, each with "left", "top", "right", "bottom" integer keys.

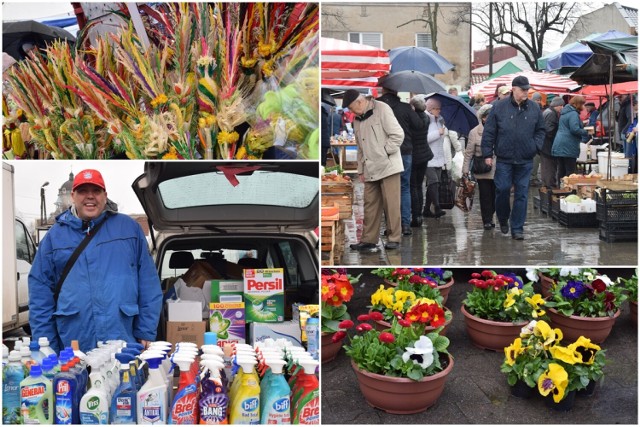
[
  {"left": 617, "top": 94, "right": 632, "bottom": 146},
  {"left": 481, "top": 76, "right": 546, "bottom": 240},
  {"left": 378, "top": 87, "right": 424, "bottom": 236},
  {"left": 541, "top": 96, "right": 565, "bottom": 188}
]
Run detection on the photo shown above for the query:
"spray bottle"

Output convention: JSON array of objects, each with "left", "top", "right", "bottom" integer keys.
[
  {"left": 20, "top": 363, "right": 54, "bottom": 424},
  {"left": 198, "top": 360, "right": 228, "bottom": 424},
  {"left": 228, "top": 358, "right": 260, "bottom": 424},
  {"left": 169, "top": 356, "right": 198, "bottom": 424},
  {"left": 78, "top": 355, "right": 110, "bottom": 424},
  {"left": 136, "top": 357, "right": 167, "bottom": 425},
  {"left": 260, "top": 359, "right": 291, "bottom": 424},
  {"left": 110, "top": 353, "right": 137, "bottom": 424},
  {"left": 291, "top": 360, "right": 319, "bottom": 424}
]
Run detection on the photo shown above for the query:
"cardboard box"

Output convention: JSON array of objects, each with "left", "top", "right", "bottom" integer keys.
[
  {"left": 167, "top": 300, "right": 204, "bottom": 322},
  {"left": 249, "top": 321, "right": 302, "bottom": 346},
  {"left": 166, "top": 321, "right": 207, "bottom": 347},
  {"left": 209, "top": 302, "right": 246, "bottom": 346},
  {"left": 243, "top": 269, "right": 284, "bottom": 323},
  {"left": 211, "top": 280, "right": 244, "bottom": 303}
]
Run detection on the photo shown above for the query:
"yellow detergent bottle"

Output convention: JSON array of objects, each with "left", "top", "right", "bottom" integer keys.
[
  {"left": 20, "top": 364, "right": 54, "bottom": 424},
  {"left": 228, "top": 354, "right": 257, "bottom": 404},
  {"left": 228, "top": 359, "right": 260, "bottom": 424}
]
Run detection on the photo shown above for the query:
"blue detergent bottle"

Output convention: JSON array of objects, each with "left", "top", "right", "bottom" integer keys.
[
  {"left": 110, "top": 353, "right": 137, "bottom": 424},
  {"left": 119, "top": 348, "right": 142, "bottom": 391},
  {"left": 54, "top": 363, "right": 79, "bottom": 424},
  {"left": 260, "top": 358, "right": 291, "bottom": 424},
  {"left": 3, "top": 351, "right": 26, "bottom": 424}
]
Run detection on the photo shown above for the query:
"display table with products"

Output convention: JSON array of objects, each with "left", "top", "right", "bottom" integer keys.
[{"left": 330, "top": 137, "right": 358, "bottom": 174}]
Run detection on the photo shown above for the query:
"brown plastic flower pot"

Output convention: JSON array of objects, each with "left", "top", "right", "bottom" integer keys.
[
  {"left": 350, "top": 354, "right": 454, "bottom": 414},
  {"left": 321, "top": 332, "right": 343, "bottom": 364},
  {"left": 370, "top": 308, "right": 453, "bottom": 336},
  {"left": 461, "top": 305, "right": 528, "bottom": 351},
  {"left": 547, "top": 308, "right": 620, "bottom": 344}
]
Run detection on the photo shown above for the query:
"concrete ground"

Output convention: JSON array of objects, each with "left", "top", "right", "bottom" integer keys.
[
  {"left": 320, "top": 269, "right": 638, "bottom": 424},
  {"left": 331, "top": 181, "right": 637, "bottom": 266}
]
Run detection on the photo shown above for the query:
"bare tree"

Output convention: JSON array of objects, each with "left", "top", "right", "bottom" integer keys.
[
  {"left": 396, "top": 4, "right": 441, "bottom": 52},
  {"left": 321, "top": 7, "right": 349, "bottom": 33},
  {"left": 449, "top": 2, "right": 588, "bottom": 71}
]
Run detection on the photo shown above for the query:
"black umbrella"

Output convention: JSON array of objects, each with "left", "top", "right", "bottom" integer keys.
[
  {"left": 422, "top": 92, "right": 479, "bottom": 136},
  {"left": 3, "top": 20, "right": 76, "bottom": 61},
  {"left": 378, "top": 70, "right": 446, "bottom": 94}
]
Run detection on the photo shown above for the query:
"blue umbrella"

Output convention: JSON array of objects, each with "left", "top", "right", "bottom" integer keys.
[
  {"left": 422, "top": 92, "right": 478, "bottom": 136},
  {"left": 389, "top": 46, "right": 454, "bottom": 74}
]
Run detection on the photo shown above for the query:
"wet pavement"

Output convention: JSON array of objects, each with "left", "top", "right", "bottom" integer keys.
[
  {"left": 320, "top": 269, "right": 638, "bottom": 424},
  {"left": 336, "top": 180, "right": 638, "bottom": 266}
]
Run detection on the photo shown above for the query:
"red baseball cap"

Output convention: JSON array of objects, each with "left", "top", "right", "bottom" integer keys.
[{"left": 72, "top": 169, "right": 106, "bottom": 191}]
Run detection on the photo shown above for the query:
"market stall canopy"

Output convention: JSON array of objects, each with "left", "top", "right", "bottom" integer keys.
[
  {"left": 578, "top": 81, "right": 638, "bottom": 97},
  {"left": 468, "top": 70, "right": 581, "bottom": 102},
  {"left": 538, "top": 30, "right": 631, "bottom": 72},
  {"left": 321, "top": 37, "right": 390, "bottom": 88},
  {"left": 570, "top": 37, "right": 638, "bottom": 85},
  {"left": 3, "top": 20, "right": 76, "bottom": 60},
  {"left": 388, "top": 46, "right": 454, "bottom": 75}
]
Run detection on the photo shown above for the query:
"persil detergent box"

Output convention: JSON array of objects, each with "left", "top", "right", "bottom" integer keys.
[
  {"left": 209, "top": 302, "right": 246, "bottom": 346},
  {"left": 243, "top": 268, "right": 284, "bottom": 323}
]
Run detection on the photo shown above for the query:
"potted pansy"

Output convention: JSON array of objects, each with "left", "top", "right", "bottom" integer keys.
[
  {"left": 336, "top": 310, "right": 454, "bottom": 414},
  {"left": 501, "top": 319, "right": 606, "bottom": 409},
  {"left": 528, "top": 267, "right": 590, "bottom": 298},
  {"left": 412, "top": 268, "right": 455, "bottom": 304},
  {"left": 320, "top": 269, "right": 360, "bottom": 363},
  {"left": 368, "top": 285, "right": 452, "bottom": 335},
  {"left": 461, "top": 270, "right": 546, "bottom": 351},
  {"left": 544, "top": 269, "right": 627, "bottom": 344},
  {"left": 618, "top": 271, "right": 638, "bottom": 326}
]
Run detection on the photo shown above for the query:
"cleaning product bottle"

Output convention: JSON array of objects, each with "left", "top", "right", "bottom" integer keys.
[
  {"left": 71, "top": 340, "right": 87, "bottom": 360},
  {"left": 136, "top": 357, "right": 167, "bottom": 425},
  {"left": 142, "top": 350, "right": 171, "bottom": 410},
  {"left": 229, "top": 358, "right": 260, "bottom": 424},
  {"left": 79, "top": 355, "right": 110, "bottom": 424},
  {"left": 228, "top": 355, "right": 257, "bottom": 404},
  {"left": 54, "top": 363, "right": 79, "bottom": 425},
  {"left": 305, "top": 317, "right": 319, "bottom": 360},
  {"left": 119, "top": 348, "right": 142, "bottom": 392},
  {"left": 3, "top": 351, "right": 26, "bottom": 424},
  {"left": 169, "top": 356, "right": 198, "bottom": 424},
  {"left": 38, "top": 337, "right": 57, "bottom": 358},
  {"left": 46, "top": 354, "right": 61, "bottom": 375},
  {"left": 198, "top": 360, "right": 228, "bottom": 424},
  {"left": 291, "top": 360, "right": 319, "bottom": 424},
  {"left": 110, "top": 353, "right": 137, "bottom": 424},
  {"left": 260, "top": 359, "right": 291, "bottom": 424},
  {"left": 41, "top": 357, "right": 56, "bottom": 381},
  {"left": 2, "top": 344, "right": 9, "bottom": 367},
  {"left": 20, "top": 363, "right": 54, "bottom": 424},
  {"left": 20, "top": 345, "right": 36, "bottom": 371}
]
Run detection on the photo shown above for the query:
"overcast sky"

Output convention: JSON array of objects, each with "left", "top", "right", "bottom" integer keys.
[{"left": 8, "top": 161, "right": 146, "bottom": 229}]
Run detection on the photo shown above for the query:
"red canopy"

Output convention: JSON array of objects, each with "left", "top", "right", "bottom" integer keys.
[
  {"left": 469, "top": 70, "right": 581, "bottom": 102},
  {"left": 578, "top": 81, "right": 638, "bottom": 96},
  {"left": 321, "top": 37, "right": 390, "bottom": 88}
]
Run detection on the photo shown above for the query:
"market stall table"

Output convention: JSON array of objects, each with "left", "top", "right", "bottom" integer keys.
[{"left": 330, "top": 139, "right": 358, "bottom": 174}]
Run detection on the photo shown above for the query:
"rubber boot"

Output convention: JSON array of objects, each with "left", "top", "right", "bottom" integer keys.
[{"left": 428, "top": 183, "right": 446, "bottom": 218}]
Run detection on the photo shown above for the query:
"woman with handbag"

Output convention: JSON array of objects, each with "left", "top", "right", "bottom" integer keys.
[
  {"left": 409, "top": 95, "right": 434, "bottom": 227},
  {"left": 462, "top": 104, "right": 496, "bottom": 230},
  {"left": 423, "top": 98, "right": 448, "bottom": 218}
]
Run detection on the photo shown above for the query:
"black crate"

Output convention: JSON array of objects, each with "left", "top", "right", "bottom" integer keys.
[
  {"left": 550, "top": 196, "right": 561, "bottom": 220},
  {"left": 594, "top": 188, "right": 638, "bottom": 208},
  {"left": 599, "top": 226, "right": 638, "bottom": 243},
  {"left": 558, "top": 211, "right": 598, "bottom": 228},
  {"left": 539, "top": 188, "right": 549, "bottom": 214},
  {"left": 596, "top": 203, "right": 638, "bottom": 223},
  {"left": 533, "top": 196, "right": 541, "bottom": 210}
]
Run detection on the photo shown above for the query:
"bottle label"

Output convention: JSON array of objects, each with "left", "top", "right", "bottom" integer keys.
[
  {"left": 141, "top": 391, "right": 164, "bottom": 424},
  {"left": 298, "top": 394, "right": 319, "bottom": 424},
  {"left": 20, "top": 382, "right": 47, "bottom": 424},
  {"left": 265, "top": 397, "right": 291, "bottom": 424},
  {"left": 238, "top": 397, "right": 259, "bottom": 423},
  {"left": 81, "top": 395, "right": 108, "bottom": 424},
  {"left": 116, "top": 396, "right": 132, "bottom": 417},
  {"left": 199, "top": 392, "right": 229, "bottom": 424},
  {"left": 169, "top": 384, "right": 197, "bottom": 424},
  {"left": 55, "top": 379, "right": 73, "bottom": 424},
  {"left": 3, "top": 366, "right": 23, "bottom": 424}
]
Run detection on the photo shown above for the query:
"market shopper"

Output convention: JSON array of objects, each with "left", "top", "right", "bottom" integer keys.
[
  {"left": 552, "top": 95, "right": 594, "bottom": 181},
  {"left": 29, "top": 169, "right": 162, "bottom": 353},
  {"left": 408, "top": 95, "right": 434, "bottom": 227},
  {"left": 623, "top": 97, "right": 638, "bottom": 174},
  {"left": 343, "top": 89, "right": 405, "bottom": 251},
  {"left": 541, "top": 96, "right": 565, "bottom": 188},
  {"left": 423, "top": 98, "right": 450, "bottom": 219},
  {"left": 378, "top": 87, "right": 424, "bottom": 236},
  {"left": 481, "top": 75, "right": 546, "bottom": 240},
  {"left": 462, "top": 104, "right": 496, "bottom": 230}
]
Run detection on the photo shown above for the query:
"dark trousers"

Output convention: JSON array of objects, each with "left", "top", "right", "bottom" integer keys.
[
  {"left": 494, "top": 161, "right": 533, "bottom": 235},
  {"left": 410, "top": 162, "right": 427, "bottom": 218},
  {"left": 540, "top": 154, "right": 557, "bottom": 188},
  {"left": 556, "top": 157, "right": 577, "bottom": 183},
  {"left": 477, "top": 179, "right": 496, "bottom": 225}
]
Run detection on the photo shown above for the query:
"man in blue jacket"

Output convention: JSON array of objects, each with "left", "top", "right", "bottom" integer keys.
[
  {"left": 481, "top": 76, "right": 546, "bottom": 240},
  {"left": 29, "top": 169, "right": 162, "bottom": 353}
]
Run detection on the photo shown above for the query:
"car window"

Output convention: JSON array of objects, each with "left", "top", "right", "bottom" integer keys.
[
  {"left": 157, "top": 171, "right": 318, "bottom": 209},
  {"left": 279, "top": 241, "right": 300, "bottom": 288},
  {"left": 15, "top": 220, "right": 34, "bottom": 263}
]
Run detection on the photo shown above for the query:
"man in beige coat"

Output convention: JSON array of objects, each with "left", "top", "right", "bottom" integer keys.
[{"left": 342, "top": 89, "right": 404, "bottom": 250}]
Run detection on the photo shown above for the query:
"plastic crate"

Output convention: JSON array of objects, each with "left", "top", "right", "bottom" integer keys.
[
  {"left": 599, "top": 225, "right": 638, "bottom": 243},
  {"left": 596, "top": 204, "right": 638, "bottom": 223},
  {"left": 594, "top": 188, "right": 638, "bottom": 208},
  {"left": 558, "top": 211, "right": 598, "bottom": 228},
  {"left": 550, "top": 196, "right": 562, "bottom": 220},
  {"left": 533, "top": 196, "right": 541, "bottom": 210},
  {"left": 539, "top": 188, "right": 550, "bottom": 214}
]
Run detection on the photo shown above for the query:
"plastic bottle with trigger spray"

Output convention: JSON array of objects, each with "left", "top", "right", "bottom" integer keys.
[
  {"left": 136, "top": 356, "right": 167, "bottom": 425},
  {"left": 198, "top": 360, "right": 228, "bottom": 424},
  {"left": 110, "top": 353, "right": 137, "bottom": 424},
  {"left": 229, "top": 358, "right": 260, "bottom": 424},
  {"left": 291, "top": 360, "right": 319, "bottom": 424},
  {"left": 78, "top": 354, "right": 110, "bottom": 424},
  {"left": 169, "top": 356, "right": 198, "bottom": 424},
  {"left": 260, "top": 358, "right": 291, "bottom": 424}
]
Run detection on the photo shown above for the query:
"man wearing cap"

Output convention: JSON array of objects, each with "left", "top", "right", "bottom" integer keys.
[
  {"left": 481, "top": 75, "right": 546, "bottom": 240},
  {"left": 342, "top": 89, "right": 405, "bottom": 251},
  {"left": 29, "top": 169, "right": 162, "bottom": 353},
  {"left": 541, "top": 96, "right": 565, "bottom": 188}
]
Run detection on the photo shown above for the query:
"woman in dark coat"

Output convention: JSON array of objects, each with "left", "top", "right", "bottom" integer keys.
[
  {"left": 409, "top": 95, "right": 433, "bottom": 227},
  {"left": 552, "top": 95, "right": 593, "bottom": 181}
]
